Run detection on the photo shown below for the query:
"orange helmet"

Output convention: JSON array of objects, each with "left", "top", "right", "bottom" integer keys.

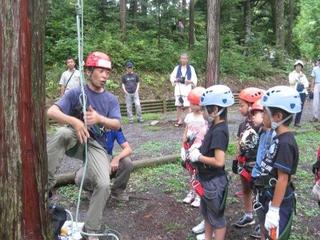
[
  {"left": 250, "top": 99, "right": 263, "bottom": 112},
  {"left": 239, "top": 87, "right": 265, "bottom": 103},
  {"left": 85, "top": 51, "right": 112, "bottom": 70},
  {"left": 188, "top": 87, "right": 205, "bottom": 105}
]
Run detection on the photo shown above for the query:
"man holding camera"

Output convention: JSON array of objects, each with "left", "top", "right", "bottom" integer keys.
[{"left": 170, "top": 53, "right": 198, "bottom": 126}]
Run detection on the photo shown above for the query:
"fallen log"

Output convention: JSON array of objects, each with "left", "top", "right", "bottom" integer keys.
[{"left": 54, "top": 154, "right": 179, "bottom": 188}]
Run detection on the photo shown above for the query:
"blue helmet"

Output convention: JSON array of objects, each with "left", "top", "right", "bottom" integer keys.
[
  {"left": 200, "top": 85, "right": 234, "bottom": 107},
  {"left": 262, "top": 86, "right": 301, "bottom": 113}
]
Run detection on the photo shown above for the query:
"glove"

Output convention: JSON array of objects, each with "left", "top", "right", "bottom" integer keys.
[
  {"left": 189, "top": 148, "right": 202, "bottom": 162},
  {"left": 264, "top": 203, "right": 280, "bottom": 234},
  {"left": 180, "top": 147, "right": 186, "bottom": 161}
]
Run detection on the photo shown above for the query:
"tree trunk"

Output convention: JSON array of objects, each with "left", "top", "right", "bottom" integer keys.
[
  {"left": 129, "top": 0, "right": 138, "bottom": 18},
  {"left": 188, "top": 0, "right": 195, "bottom": 48},
  {"left": 275, "top": 0, "right": 285, "bottom": 65},
  {"left": 141, "top": 0, "right": 148, "bottom": 15},
  {"left": 243, "top": 0, "right": 251, "bottom": 55},
  {"left": 120, "top": 0, "right": 127, "bottom": 41},
  {"left": 270, "top": 0, "right": 276, "bottom": 34},
  {"left": 287, "top": 0, "right": 294, "bottom": 54},
  {"left": 0, "top": 0, "right": 50, "bottom": 239},
  {"left": 206, "top": 0, "right": 221, "bottom": 87}
]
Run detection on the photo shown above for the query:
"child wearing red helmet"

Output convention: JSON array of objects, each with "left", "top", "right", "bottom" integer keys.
[
  {"left": 233, "top": 87, "right": 265, "bottom": 229},
  {"left": 181, "top": 87, "right": 208, "bottom": 208}
]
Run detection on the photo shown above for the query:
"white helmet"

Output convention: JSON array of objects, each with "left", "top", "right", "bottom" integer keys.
[
  {"left": 294, "top": 60, "right": 304, "bottom": 68},
  {"left": 262, "top": 86, "right": 301, "bottom": 114},
  {"left": 200, "top": 85, "right": 234, "bottom": 107}
]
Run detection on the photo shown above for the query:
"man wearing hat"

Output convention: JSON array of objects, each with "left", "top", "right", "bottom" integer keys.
[{"left": 121, "top": 61, "right": 143, "bottom": 123}]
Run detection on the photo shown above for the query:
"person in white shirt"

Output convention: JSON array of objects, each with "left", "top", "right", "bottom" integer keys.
[
  {"left": 59, "top": 57, "right": 81, "bottom": 96},
  {"left": 311, "top": 59, "right": 320, "bottom": 122},
  {"left": 288, "top": 60, "right": 309, "bottom": 127},
  {"left": 170, "top": 53, "right": 198, "bottom": 127}
]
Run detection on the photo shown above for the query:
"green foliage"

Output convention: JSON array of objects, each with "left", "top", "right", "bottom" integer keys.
[{"left": 294, "top": 0, "right": 320, "bottom": 60}]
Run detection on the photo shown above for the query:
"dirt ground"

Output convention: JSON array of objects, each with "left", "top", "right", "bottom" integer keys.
[{"left": 51, "top": 100, "right": 320, "bottom": 240}]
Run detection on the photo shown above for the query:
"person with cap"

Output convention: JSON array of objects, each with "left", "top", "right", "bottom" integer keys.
[
  {"left": 59, "top": 56, "right": 81, "bottom": 96},
  {"left": 170, "top": 53, "right": 198, "bottom": 127},
  {"left": 311, "top": 59, "right": 320, "bottom": 122},
  {"left": 121, "top": 61, "right": 143, "bottom": 124},
  {"left": 47, "top": 51, "right": 121, "bottom": 240},
  {"left": 288, "top": 60, "right": 309, "bottom": 127}
]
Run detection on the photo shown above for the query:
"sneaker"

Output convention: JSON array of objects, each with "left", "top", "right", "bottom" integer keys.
[
  {"left": 138, "top": 118, "right": 144, "bottom": 123},
  {"left": 192, "top": 220, "right": 205, "bottom": 234},
  {"left": 250, "top": 224, "right": 261, "bottom": 239},
  {"left": 233, "top": 214, "right": 255, "bottom": 228},
  {"left": 183, "top": 191, "right": 195, "bottom": 204},
  {"left": 191, "top": 195, "right": 201, "bottom": 208},
  {"left": 310, "top": 117, "right": 319, "bottom": 123},
  {"left": 111, "top": 190, "right": 129, "bottom": 202},
  {"left": 294, "top": 124, "right": 301, "bottom": 128},
  {"left": 196, "top": 232, "right": 215, "bottom": 240},
  {"left": 128, "top": 119, "right": 134, "bottom": 124}
]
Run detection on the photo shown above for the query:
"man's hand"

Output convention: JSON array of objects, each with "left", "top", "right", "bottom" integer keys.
[
  {"left": 71, "top": 118, "right": 90, "bottom": 144},
  {"left": 84, "top": 105, "right": 102, "bottom": 125},
  {"left": 111, "top": 156, "right": 120, "bottom": 172}
]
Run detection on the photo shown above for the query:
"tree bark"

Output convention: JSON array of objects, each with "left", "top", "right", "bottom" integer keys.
[
  {"left": 243, "top": 0, "right": 252, "bottom": 55},
  {"left": 287, "top": 0, "right": 294, "bottom": 54},
  {"left": 275, "top": 0, "right": 285, "bottom": 49},
  {"left": 188, "top": 0, "right": 195, "bottom": 48},
  {"left": 120, "top": 0, "right": 127, "bottom": 41},
  {"left": 275, "top": 0, "right": 285, "bottom": 65},
  {"left": 206, "top": 0, "right": 221, "bottom": 87},
  {"left": 0, "top": 0, "right": 50, "bottom": 239}
]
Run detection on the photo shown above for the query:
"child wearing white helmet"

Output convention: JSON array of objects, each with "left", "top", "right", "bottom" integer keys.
[
  {"left": 288, "top": 60, "right": 309, "bottom": 127},
  {"left": 253, "top": 86, "right": 301, "bottom": 240},
  {"left": 188, "top": 85, "right": 234, "bottom": 240}
]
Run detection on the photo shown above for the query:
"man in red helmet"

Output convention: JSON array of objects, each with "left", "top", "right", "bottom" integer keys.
[{"left": 47, "top": 52, "right": 124, "bottom": 239}]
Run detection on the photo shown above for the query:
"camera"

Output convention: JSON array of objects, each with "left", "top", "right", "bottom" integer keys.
[{"left": 180, "top": 76, "right": 185, "bottom": 84}]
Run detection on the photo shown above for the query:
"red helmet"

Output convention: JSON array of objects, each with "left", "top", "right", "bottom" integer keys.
[
  {"left": 250, "top": 100, "right": 263, "bottom": 112},
  {"left": 85, "top": 51, "right": 112, "bottom": 69},
  {"left": 239, "top": 87, "right": 265, "bottom": 103},
  {"left": 187, "top": 87, "right": 205, "bottom": 105}
]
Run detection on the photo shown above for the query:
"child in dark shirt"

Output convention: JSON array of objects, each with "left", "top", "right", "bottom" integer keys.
[
  {"left": 255, "top": 86, "right": 301, "bottom": 239},
  {"left": 234, "top": 87, "right": 265, "bottom": 228},
  {"left": 188, "top": 85, "right": 234, "bottom": 240}
]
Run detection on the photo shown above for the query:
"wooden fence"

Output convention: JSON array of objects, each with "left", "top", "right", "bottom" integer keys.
[{"left": 120, "top": 93, "right": 239, "bottom": 114}]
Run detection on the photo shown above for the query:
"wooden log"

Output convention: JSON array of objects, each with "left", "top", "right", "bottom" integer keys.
[{"left": 54, "top": 154, "right": 179, "bottom": 187}]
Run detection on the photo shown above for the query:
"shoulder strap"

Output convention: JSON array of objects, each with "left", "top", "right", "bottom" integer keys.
[{"left": 65, "top": 70, "right": 76, "bottom": 89}]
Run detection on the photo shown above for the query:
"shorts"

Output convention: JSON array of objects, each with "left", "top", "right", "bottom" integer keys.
[
  {"left": 175, "top": 95, "right": 190, "bottom": 107},
  {"left": 200, "top": 175, "right": 228, "bottom": 229},
  {"left": 261, "top": 191, "right": 295, "bottom": 236}
]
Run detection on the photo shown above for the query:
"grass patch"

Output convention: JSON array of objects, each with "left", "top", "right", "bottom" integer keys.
[
  {"left": 121, "top": 112, "right": 162, "bottom": 124},
  {"left": 130, "top": 162, "right": 188, "bottom": 195},
  {"left": 57, "top": 184, "right": 80, "bottom": 203},
  {"left": 134, "top": 140, "right": 180, "bottom": 157}
]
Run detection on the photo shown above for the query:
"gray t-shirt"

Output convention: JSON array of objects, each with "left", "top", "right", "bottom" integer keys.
[
  {"left": 121, "top": 73, "right": 139, "bottom": 94},
  {"left": 59, "top": 69, "right": 81, "bottom": 93}
]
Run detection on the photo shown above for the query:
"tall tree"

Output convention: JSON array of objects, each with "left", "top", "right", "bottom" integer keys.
[
  {"left": 287, "top": 0, "right": 294, "bottom": 54},
  {"left": 0, "top": 0, "right": 50, "bottom": 239},
  {"left": 141, "top": 0, "right": 148, "bottom": 15},
  {"left": 120, "top": 0, "right": 127, "bottom": 41},
  {"left": 275, "top": 0, "right": 285, "bottom": 64},
  {"left": 129, "top": 0, "right": 138, "bottom": 18},
  {"left": 206, "top": 0, "right": 221, "bottom": 86},
  {"left": 243, "top": 0, "right": 252, "bottom": 55},
  {"left": 188, "top": 0, "right": 195, "bottom": 48}
]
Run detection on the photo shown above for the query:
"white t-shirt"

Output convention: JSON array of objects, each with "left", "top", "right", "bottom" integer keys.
[
  {"left": 59, "top": 69, "right": 81, "bottom": 93},
  {"left": 184, "top": 112, "right": 208, "bottom": 149},
  {"left": 170, "top": 65, "right": 197, "bottom": 97},
  {"left": 288, "top": 70, "right": 309, "bottom": 94}
]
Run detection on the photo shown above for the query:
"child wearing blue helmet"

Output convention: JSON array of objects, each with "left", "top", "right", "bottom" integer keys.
[
  {"left": 188, "top": 85, "right": 234, "bottom": 240},
  {"left": 254, "top": 86, "right": 301, "bottom": 240}
]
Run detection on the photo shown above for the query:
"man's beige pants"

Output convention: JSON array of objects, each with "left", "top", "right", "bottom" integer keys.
[{"left": 48, "top": 126, "right": 111, "bottom": 232}]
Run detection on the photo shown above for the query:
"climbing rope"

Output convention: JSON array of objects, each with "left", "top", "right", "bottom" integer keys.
[{"left": 70, "top": 0, "right": 120, "bottom": 239}]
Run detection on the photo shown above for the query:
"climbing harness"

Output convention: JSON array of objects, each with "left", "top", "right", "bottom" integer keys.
[{"left": 58, "top": 1, "right": 121, "bottom": 239}]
